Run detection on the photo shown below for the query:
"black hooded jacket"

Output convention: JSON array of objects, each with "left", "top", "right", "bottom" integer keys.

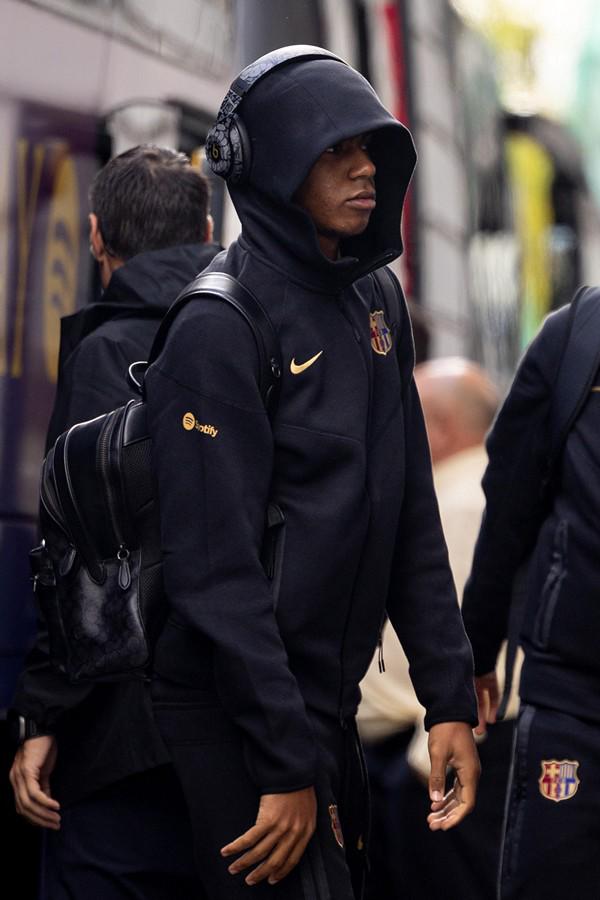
[
  {"left": 145, "top": 59, "right": 477, "bottom": 794},
  {"left": 14, "top": 242, "right": 220, "bottom": 804}
]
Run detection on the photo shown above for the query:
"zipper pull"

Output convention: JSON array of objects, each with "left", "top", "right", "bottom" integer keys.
[
  {"left": 266, "top": 546, "right": 275, "bottom": 580},
  {"left": 377, "top": 633, "right": 386, "bottom": 673},
  {"left": 117, "top": 546, "right": 131, "bottom": 590},
  {"left": 59, "top": 545, "right": 77, "bottom": 576}
]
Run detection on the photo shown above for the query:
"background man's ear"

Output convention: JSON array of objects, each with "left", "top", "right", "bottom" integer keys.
[
  {"left": 205, "top": 214, "right": 214, "bottom": 243},
  {"left": 88, "top": 213, "right": 105, "bottom": 261}
]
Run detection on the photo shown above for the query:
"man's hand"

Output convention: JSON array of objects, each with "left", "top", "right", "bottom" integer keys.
[
  {"left": 9, "top": 735, "right": 60, "bottom": 829},
  {"left": 474, "top": 671, "right": 500, "bottom": 736},
  {"left": 426, "top": 721, "right": 480, "bottom": 831},
  {"left": 221, "top": 786, "right": 317, "bottom": 886}
]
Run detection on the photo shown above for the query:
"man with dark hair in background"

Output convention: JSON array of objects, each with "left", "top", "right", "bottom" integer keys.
[
  {"left": 9, "top": 144, "right": 218, "bottom": 899},
  {"left": 45, "top": 144, "right": 216, "bottom": 446}
]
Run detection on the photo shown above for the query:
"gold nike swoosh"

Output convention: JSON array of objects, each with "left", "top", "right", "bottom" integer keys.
[{"left": 290, "top": 351, "right": 323, "bottom": 375}]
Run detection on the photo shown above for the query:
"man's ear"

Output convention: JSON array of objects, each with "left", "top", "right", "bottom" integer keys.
[
  {"left": 88, "top": 213, "right": 105, "bottom": 261},
  {"left": 205, "top": 214, "right": 214, "bottom": 243}
]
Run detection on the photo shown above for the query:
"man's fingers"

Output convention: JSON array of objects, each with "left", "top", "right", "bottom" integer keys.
[
  {"left": 13, "top": 778, "right": 61, "bottom": 829},
  {"left": 18, "top": 804, "right": 61, "bottom": 829},
  {"left": 225, "top": 787, "right": 317, "bottom": 884},
  {"left": 10, "top": 762, "right": 60, "bottom": 828},
  {"left": 426, "top": 722, "right": 480, "bottom": 829},
  {"left": 24, "top": 779, "right": 61, "bottom": 811},
  {"left": 475, "top": 697, "right": 488, "bottom": 736},
  {"left": 226, "top": 831, "right": 279, "bottom": 874},
  {"left": 17, "top": 765, "right": 60, "bottom": 811},
  {"left": 453, "top": 769, "right": 477, "bottom": 818},
  {"left": 267, "top": 840, "right": 309, "bottom": 885},
  {"left": 244, "top": 834, "right": 297, "bottom": 885},
  {"left": 474, "top": 684, "right": 489, "bottom": 735},
  {"left": 427, "top": 781, "right": 460, "bottom": 830},
  {"left": 221, "top": 821, "right": 270, "bottom": 857},
  {"left": 474, "top": 672, "right": 500, "bottom": 734},
  {"left": 428, "top": 752, "right": 446, "bottom": 804},
  {"left": 9, "top": 738, "right": 61, "bottom": 830},
  {"left": 487, "top": 679, "right": 500, "bottom": 724},
  {"left": 246, "top": 828, "right": 311, "bottom": 886},
  {"left": 427, "top": 773, "right": 476, "bottom": 831}
]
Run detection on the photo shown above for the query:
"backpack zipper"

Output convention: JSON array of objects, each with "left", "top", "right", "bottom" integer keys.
[{"left": 97, "top": 409, "right": 132, "bottom": 590}]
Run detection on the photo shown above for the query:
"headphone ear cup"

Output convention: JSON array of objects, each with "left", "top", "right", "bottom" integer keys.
[
  {"left": 205, "top": 120, "right": 234, "bottom": 179},
  {"left": 228, "top": 114, "right": 251, "bottom": 184}
]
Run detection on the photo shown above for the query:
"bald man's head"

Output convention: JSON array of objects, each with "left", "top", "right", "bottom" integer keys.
[{"left": 415, "top": 358, "right": 499, "bottom": 465}]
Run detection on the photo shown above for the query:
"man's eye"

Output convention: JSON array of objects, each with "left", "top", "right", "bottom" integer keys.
[{"left": 324, "top": 145, "right": 341, "bottom": 155}]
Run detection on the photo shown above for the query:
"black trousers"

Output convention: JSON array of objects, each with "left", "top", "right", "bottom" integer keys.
[
  {"left": 152, "top": 677, "right": 368, "bottom": 900},
  {"left": 500, "top": 704, "right": 600, "bottom": 900},
  {"left": 41, "top": 764, "right": 201, "bottom": 900}
]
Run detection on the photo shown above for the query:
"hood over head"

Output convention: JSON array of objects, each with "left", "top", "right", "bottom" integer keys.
[{"left": 225, "top": 55, "right": 416, "bottom": 291}]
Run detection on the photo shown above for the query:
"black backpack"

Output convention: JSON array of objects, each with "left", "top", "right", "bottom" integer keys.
[{"left": 32, "top": 272, "right": 282, "bottom": 684}]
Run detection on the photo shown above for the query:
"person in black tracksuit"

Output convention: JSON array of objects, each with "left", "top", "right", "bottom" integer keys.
[
  {"left": 9, "top": 145, "right": 220, "bottom": 898},
  {"left": 145, "top": 47, "right": 479, "bottom": 900},
  {"left": 462, "top": 302, "right": 600, "bottom": 899}
]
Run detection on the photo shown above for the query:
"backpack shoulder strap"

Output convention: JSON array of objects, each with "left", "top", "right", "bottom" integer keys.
[
  {"left": 371, "top": 266, "right": 405, "bottom": 321},
  {"left": 371, "top": 266, "right": 415, "bottom": 393},
  {"left": 549, "top": 284, "right": 600, "bottom": 461},
  {"left": 137, "top": 272, "right": 282, "bottom": 413}
]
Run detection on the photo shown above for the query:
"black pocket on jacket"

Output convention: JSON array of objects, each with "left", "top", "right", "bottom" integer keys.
[
  {"left": 533, "top": 519, "right": 568, "bottom": 648},
  {"left": 261, "top": 503, "right": 286, "bottom": 611}
]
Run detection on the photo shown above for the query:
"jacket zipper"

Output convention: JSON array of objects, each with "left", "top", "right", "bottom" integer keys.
[
  {"left": 335, "top": 290, "right": 375, "bottom": 722},
  {"left": 97, "top": 410, "right": 132, "bottom": 590}
]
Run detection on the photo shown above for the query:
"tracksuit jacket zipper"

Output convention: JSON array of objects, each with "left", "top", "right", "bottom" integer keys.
[
  {"left": 97, "top": 409, "right": 132, "bottom": 590},
  {"left": 336, "top": 291, "right": 375, "bottom": 723}
]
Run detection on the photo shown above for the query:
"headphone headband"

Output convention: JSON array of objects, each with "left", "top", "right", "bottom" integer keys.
[{"left": 206, "top": 45, "right": 346, "bottom": 183}]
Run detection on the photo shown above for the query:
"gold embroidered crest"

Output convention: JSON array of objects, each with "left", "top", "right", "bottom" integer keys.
[
  {"left": 370, "top": 310, "right": 392, "bottom": 355},
  {"left": 539, "top": 759, "right": 580, "bottom": 802}
]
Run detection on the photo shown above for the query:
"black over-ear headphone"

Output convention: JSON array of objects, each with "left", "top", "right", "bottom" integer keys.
[{"left": 205, "top": 44, "right": 346, "bottom": 184}]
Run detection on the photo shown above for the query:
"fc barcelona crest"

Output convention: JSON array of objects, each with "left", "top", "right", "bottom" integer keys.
[
  {"left": 539, "top": 759, "right": 580, "bottom": 802},
  {"left": 370, "top": 310, "right": 392, "bottom": 356}
]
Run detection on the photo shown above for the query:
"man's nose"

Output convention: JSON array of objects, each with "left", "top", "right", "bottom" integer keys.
[{"left": 349, "top": 147, "right": 376, "bottom": 179}]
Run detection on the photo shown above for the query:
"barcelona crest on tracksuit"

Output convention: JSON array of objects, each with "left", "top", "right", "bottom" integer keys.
[
  {"left": 538, "top": 759, "right": 580, "bottom": 802},
  {"left": 370, "top": 310, "right": 392, "bottom": 356}
]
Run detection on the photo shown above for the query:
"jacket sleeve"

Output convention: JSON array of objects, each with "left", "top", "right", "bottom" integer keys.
[
  {"left": 461, "top": 309, "right": 565, "bottom": 675},
  {"left": 145, "top": 298, "right": 317, "bottom": 794},
  {"left": 385, "top": 282, "right": 477, "bottom": 731},
  {"left": 12, "top": 631, "right": 92, "bottom": 730}
]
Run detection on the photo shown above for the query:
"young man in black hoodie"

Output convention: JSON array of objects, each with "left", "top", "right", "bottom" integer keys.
[
  {"left": 146, "top": 47, "right": 479, "bottom": 899},
  {"left": 10, "top": 145, "right": 219, "bottom": 898}
]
